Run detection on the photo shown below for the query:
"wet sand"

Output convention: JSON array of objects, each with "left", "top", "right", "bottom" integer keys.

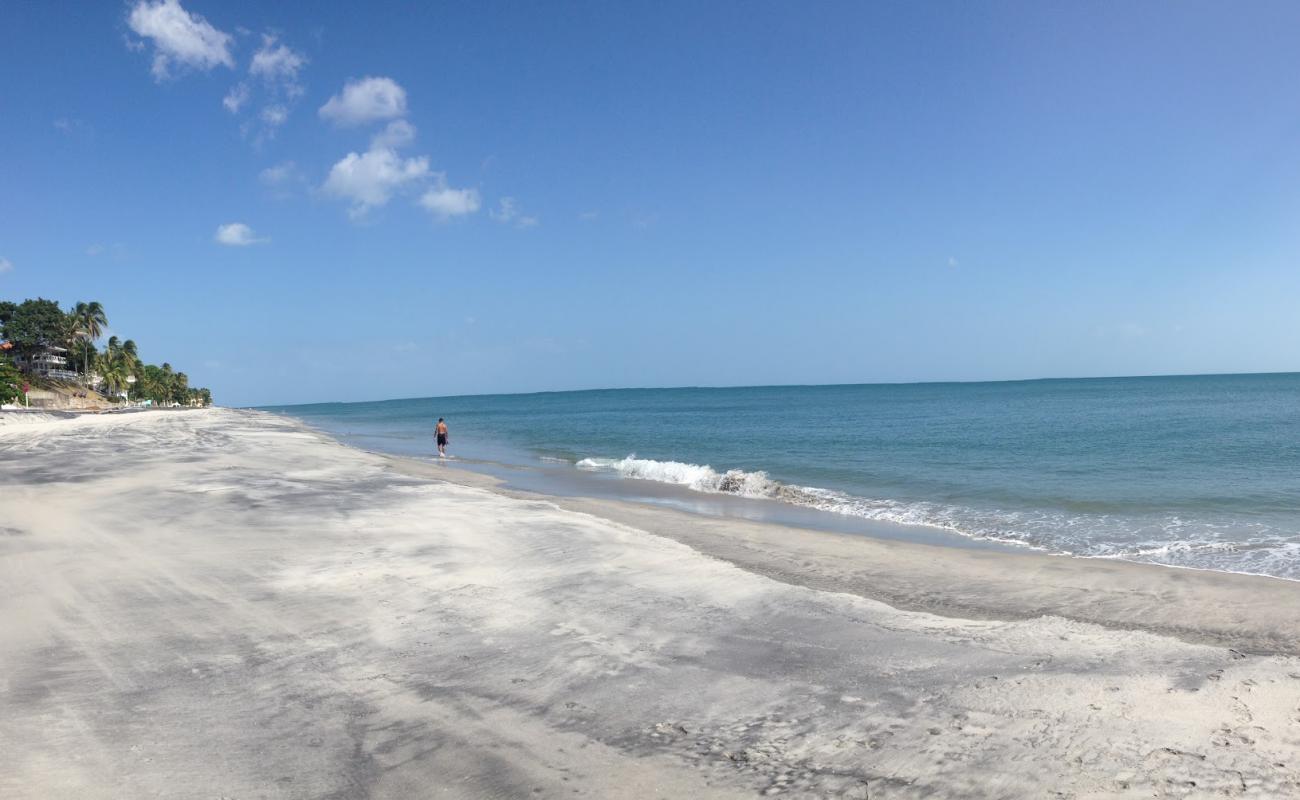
[{"left": 2, "top": 408, "right": 1299, "bottom": 798}]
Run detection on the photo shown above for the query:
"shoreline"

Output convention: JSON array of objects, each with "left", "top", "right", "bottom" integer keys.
[
  {"left": 4, "top": 407, "right": 1300, "bottom": 798},
  {"left": 393, "top": 445, "right": 1300, "bottom": 587},
  {"left": 383, "top": 449, "right": 1300, "bottom": 657},
  {"left": 266, "top": 412, "right": 1300, "bottom": 654},
  {"left": 268, "top": 396, "right": 1300, "bottom": 586}
]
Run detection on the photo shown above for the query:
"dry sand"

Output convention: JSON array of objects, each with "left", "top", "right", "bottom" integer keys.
[{"left": 2, "top": 408, "right": 1299, "bottom": 799}]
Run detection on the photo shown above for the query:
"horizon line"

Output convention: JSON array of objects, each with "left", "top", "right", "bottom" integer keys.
[{"left": 247, "top": 368, "right": 1300, "bottom": 409}]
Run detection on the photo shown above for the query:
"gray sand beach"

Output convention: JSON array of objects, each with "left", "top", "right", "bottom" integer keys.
[{"left": 3, "top": 409, "right": 1299, "bottom": 798}]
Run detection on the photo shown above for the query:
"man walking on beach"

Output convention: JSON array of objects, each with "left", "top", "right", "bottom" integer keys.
[{"left": 435, "top": 418, "right": 449, "bottom": 458}]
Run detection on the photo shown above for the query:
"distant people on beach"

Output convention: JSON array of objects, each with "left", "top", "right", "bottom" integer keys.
[{"left": 435, "top": 418, "right": 449, "bottom": 458}]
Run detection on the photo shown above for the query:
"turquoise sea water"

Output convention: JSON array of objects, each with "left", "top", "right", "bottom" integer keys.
[{"left": 261, "top": 373, "right": 1300, "bottom": 580}]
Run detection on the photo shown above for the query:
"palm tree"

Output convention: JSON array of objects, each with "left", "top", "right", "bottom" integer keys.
[
  {"left": 121, "top": 340, "right": 141, "bottom": 398},
  {"left": 70, "top": 301, "right": 108, "bottom": 383},
  {"left": 173, "top": 371, "right": 189, "bottom": 405},
  {"left": 96, "top": 351, "right": 129, "bottom": 399}
]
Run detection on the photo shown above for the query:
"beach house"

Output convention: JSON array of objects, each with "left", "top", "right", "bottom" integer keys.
[{"left": 9, "top": 343, "right": 79, "bottom": 382}]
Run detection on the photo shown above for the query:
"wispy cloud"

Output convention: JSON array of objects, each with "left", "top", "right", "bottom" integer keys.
[
  {"left": 214, "top": 222, "right": 268, "bottom": 246},
  {"left": 319, "top": 77, "right": 407, "bottom": 126},
  {"left": 85, "top": 243, "right": 128, "bottom": 259},
  {"left": 490, "top": 197, "right": 539, "bottom": 228},
  {"left": 126, "top": 0, "right": 233, "bottom": 81},
  {"left": 222, "top": 34, "right": 308, "bottom": 141},
  {"left": 0, "top": 257, "right": 13, "bottom": 274},
  {"left": 53, "top": 117, "right": 89, "bottom": 135},
  {"left": 948, "top": 256, "right": 959, "bottom": 268},
  {"left": 260, "top": 104, "right": 289, "bottom": 127},
  {"left": 371, "top": 119, "right": 416, "bottom": 150},
  {"left": 222, "top": 83, "right": 249, "bottom": 113},
  {"left": 259, "top": 161, "right": 301, "bottom": 186},
  {"left": 578, "top": 210, "right": 599, "bottom": 221},
  {"left": 259, "top": 160, "right": 305, "bottom": 200},
  {"left": 249, "top": 34, "right": 306, "bottom": 93}
]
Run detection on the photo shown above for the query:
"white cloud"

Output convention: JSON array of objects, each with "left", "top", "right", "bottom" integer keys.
[
  {"left": 127, "top": 0, "right": 233, "bottom": 80},
  {"left": 85, "top": 243, "right": 128, "bottom": 259},
  {"left": 249, "top": 35, "right": 306, "bottom": 90},
  {"left": 578, "top": 210, "right": 599, "bottom": 221},
  {"left": 371, "top": 119, "right": 416, "bottom": 150},
  {"left": 323, "top": 147, "right": 430, "bottom": 218},
  {"left": 260, "top": 104, "right": 289, "bottom": 127},
  {"left": 214, "top": 223, "right": 268, "bottom": 246},
  {"left": 259, "top": 161, "right": 299, "bottom": 185},
  {"left": 948, "top": 256, "right": 959, "bottom": 268},
  {"left": 222, "top": 82, "right": 249, "bottom": 113},
  {"left": 53, "top": 118, "right": 88, "bottom": 135},
  {"left": 491, "top": 197, "right": 518, "bottom": 223},
  {"left": 0, "top": 257, "right": 12, "bottom": 274},
  {"left": 319, "top": 77, "right": 407, "bottom": 126},
  {"left": 222, "top": 35, "right": 306, "bottom": 136},
  {"left": 419, "top": 176, "right": 481, "bottom": 220},
  {"left": 491, "top": 197, "right": 539, "bottom": 228}
]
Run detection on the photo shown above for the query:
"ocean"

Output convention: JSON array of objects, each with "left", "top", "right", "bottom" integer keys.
[{"left": 260, "top": 373, "right": 1300, "bottom": 580}]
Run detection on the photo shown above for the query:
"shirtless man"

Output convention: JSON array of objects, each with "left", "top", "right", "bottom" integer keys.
[{"left": 435, "top": 418, "right": 449, "bottom": 457}]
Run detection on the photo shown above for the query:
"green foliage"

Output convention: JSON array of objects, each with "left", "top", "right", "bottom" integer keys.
[
  {"left": 70, "top": 301, "right": 107, "bottom": 342},
  {"left": 68, "top": 338, "right": 98, "bottom": 375},
  {"left": 135, "top": 362, "right": 208, "bottom": 405},
  {"left": 0, "top": 354, "right": 22, "bottom": 405},
  {"left": 68, "top": 301, "right": 109, "bottom": 380},
  {"left": 1, "top": 298, "right": 69, "bottom": 353},
  {"left": 97, "top": 337, "right": 137, "bottom": 399},
  {"left": 1, "top": 296, "right": 213, "bottom": 406}
]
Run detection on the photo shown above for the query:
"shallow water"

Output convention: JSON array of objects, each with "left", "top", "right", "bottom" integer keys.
[{"left": 261, "top": 373, "right": 1300, "bottom": 579}]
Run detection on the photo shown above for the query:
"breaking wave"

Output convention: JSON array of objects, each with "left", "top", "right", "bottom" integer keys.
[
  {"left": 573, "top": 455, "right": 1300, "bottom": 580},
  {"left": 574, "top": 455, "right": 1022, "bottom": 540}
]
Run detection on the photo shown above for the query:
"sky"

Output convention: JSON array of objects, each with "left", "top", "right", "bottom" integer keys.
[{"left": 3, "top": 1, "right": 1300, "bottom": 406}]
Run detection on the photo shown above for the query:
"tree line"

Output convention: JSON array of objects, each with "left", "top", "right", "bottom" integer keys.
[{"left": 0, "top": 297, "right": 213, "bottom": 407}]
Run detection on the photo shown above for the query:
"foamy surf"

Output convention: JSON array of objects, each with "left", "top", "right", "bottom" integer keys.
[
  {"left": 575, "top": 455, "right": 1025, "bottom": 540},
  {"left": 574, "top": 455, "right": 1300, "bottom": 580}
]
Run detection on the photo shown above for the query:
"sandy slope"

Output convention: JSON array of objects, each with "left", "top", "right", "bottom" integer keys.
[{"left": 2, "top": 409, "right": 1299, "bottom": 799}]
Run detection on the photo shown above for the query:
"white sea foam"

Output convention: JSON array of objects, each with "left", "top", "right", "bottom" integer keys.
[
  {"left": 575, "top": 455, "right": 1014, "bottom": 539},
  {"left": 576, "top": 456, "right": 782, "bottom": 497},
  {"left": 573, "top": 455, "right": 1300, "bottom": 580}
]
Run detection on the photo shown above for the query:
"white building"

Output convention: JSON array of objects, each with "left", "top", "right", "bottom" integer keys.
[{"left": 12, "top": 345, "right": 80, "bottom": 382}]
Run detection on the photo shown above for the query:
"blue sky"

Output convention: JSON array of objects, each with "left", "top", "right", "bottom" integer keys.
[{"left": 3, "top": 1, "right": 1300, "bottom": 406}]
